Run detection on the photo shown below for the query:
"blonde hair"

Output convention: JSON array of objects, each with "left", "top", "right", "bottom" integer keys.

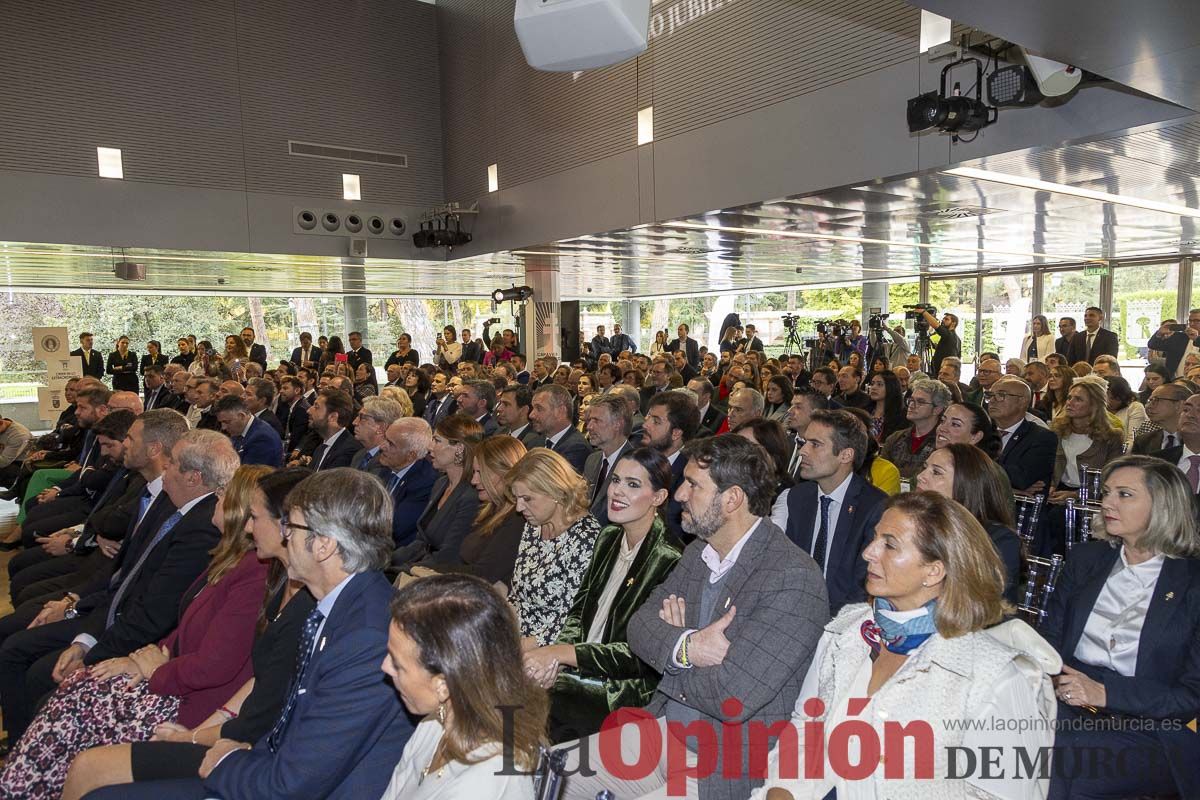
[
  {"left": 882, "top": 492, "right": 1009, "bottom": 637},
  {"left": 1051, "top": 378, "right": 1121, "bottom": 444},
  {"left": 1092, "top": 455, "right": 1200, "bottom": 557},
  {"left": 207, "top": 465, "right": 273, "bottom": 584},
  {"left": 505, "top": 448, "right": 590, "bottom": 519},
  {"left": 378, "top": 386, "right": 413, "bottom": 417},
  {"left": 472, "top": 436, "right": 527, "bottom": 536}
]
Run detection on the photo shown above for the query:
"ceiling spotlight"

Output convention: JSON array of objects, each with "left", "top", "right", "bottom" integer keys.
[
  {"left": 987, "top": 64, "right": 1042, "bottom": 107},
  {"left": 907, "top": 57, "right": 997, "bottom": 135},
  {"left": 491, "top": 286, "right": 533, "bottom": 304}
]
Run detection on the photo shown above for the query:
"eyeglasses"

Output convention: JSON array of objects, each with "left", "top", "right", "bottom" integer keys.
[
  {"left": 983, "top": 391, "right": 1022, "bottom": 402},
  {"left": 1146, "top": 397, "right": 1182, "bottom": 405},
  {"left": 906, "top": 398, "right": 933, "bottom": 407},
  {"left": 280, "top": 519, "right": 318, "bottom": 544}
]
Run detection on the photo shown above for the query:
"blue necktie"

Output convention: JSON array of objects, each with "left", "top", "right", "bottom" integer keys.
[
  {"left": 267, "top": 606, "right": 326, "bottom": 752},
  {"left": 231, "top": 435, "right": 245, "bottom": 454},
  {"left": 812, "top": 496, "right": 832, "bottom": 573},
  {"left": 358, "top": 450, "right": 373, "bottom": 471},
  {"left": 106, "top": 510, "right": 183, "bottom": 628},
  {"left": 388, "top": 472, "right": 402, "bottom": 494}
]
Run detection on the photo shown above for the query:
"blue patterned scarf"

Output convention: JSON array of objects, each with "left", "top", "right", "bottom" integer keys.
[{"left": 860, "top": 598, "right": 937, "bottom": 655}]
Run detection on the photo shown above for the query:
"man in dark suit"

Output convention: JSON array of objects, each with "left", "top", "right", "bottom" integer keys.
[
  {"left": 422, "top": 372, "right": 457, "bottom": 428},
  {"left": 378, "top": 418, "right": 438, "bottom": 548},
  {"left": 582, "top": 395, "right": 635, "bottom": 525},
  {"left": 70, "top": 332, "right": 105, "bottom": 381},
  {"left": 0, "top": 427, "right": 230, "bottom": 743},
  {"left": 349, "top": 395, "right": 406, "bottom": 475},
  {"left": 609, "top": 322, "right": 636, "bottom": 355},
  {"left": 643, "top": 391, "right": 700, "bottom": 540},
  {"left": 456, "top": 379, "right": 499, "bottom": 436},
  {"left": 783, "top": 388, "right": 828, "bottom": 483},
  {"left": 1147, "top": 308, "right": 1200, "bottom": 377},
  {"left": 289, "top": 331, "right": 319, "bottom": 371},
  {"left": 344, "top": 331, "right": 373, "bottom": 373},
  {"left": 529, "top": 384, "right": 593, "bottom": 474},
  {"left": 687, "top": 378, "right": 726, "bottom": 435},
  {"left": 670, "top": 350, "right": 697, "bottom": 384},
  {"left": 1149, "top": 393, "right": 1200, "bottom": 487},
  {"left": 242, "top": 378, "right": 284, "bottom": 438},
  {"left": 276, "top": 377, "right": 310, "bottom": 454},
  {"left": 564, "top": 434, "right": 828, "bottom": 800},
  {"left": 1134, "top": 383, "right": 1188, "bottom": 454},
  {"left": 1055, "top": 316, "right": 1075, "bottom": 357},
  {"left": 214, "top": 395, "right": 283, "bottom": 467},
  {"left": 496, "top": 385, "right": 543, "bottom": 448},
  {"left": 742, "top": 323, "right": 765, "bottom": 352},
  {"left": 787, "top": 409, "right": 885, "bottom": 614},
  {"left": 240, "top": 327, "right": 268, "bottom": 370},
  {"left": 106, "top": 469, "right": 414, "bottom": 800},
  {"left": 1066, "top": 307, "right": 1119, "bottom": 365},
  {"left": 511, "top": 354, "right": 531, "bottom": 385},
  {"left": 665, "top": 323, "right": 700, "bottom": 368},
  {"left": 165, "top": 369, "right": 191, "bottom": 414},
  {"left": 306, "top": 388, "right": 358, "bottom": 470},
  {"left": 459, "top": 328, "right": 485, "bottom": 364},
  {"left": 988, "top": 378, "right": 1058, "bottom": 492},
  {"left": 590, "top": 325, "right": 612, "bottom": 360},
  {"left": 141, "top": 366, "right": 169, "bottom": 411}
]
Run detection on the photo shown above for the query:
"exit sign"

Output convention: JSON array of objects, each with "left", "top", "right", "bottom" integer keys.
[{"left": 1084, "top": 264, "right": 1110, "bottom": 277}]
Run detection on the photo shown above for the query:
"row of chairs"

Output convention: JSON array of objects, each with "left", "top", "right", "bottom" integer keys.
[{"left": 1013, "top": 467, "right": 1104, "bottom": 628}]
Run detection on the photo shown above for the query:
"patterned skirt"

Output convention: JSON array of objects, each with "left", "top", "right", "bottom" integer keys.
[{"left": 0, "top": 669, "right": 180, "bottom": 800}]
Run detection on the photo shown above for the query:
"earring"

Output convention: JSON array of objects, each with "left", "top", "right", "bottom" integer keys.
[
  {"left": 437, "top": 701, "right": 446, "bottom": 724},
  {"left": 454, "top": 449, "right": 464, "bottom": 466},
  {"left": 921, "top": 581, "right": 928, "bottom": 587}
]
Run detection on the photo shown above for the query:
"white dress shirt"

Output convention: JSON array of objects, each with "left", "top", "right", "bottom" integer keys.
[
  {"left": 810, "top": 472, "right": 853, "bottom": 573},
  {"left": 314, "top": 427, "right": 347, "bottom": 469},
  {"left": 1074, "top": 547, "right": 1165, "bottom": 677}
]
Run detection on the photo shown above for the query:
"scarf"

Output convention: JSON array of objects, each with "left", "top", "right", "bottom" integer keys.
[{"left": 860, "top": 597, "right": 937, "bottom": 656}]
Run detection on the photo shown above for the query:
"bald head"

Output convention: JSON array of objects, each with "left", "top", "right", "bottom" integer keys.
[
  {"left": 108, "top": 391, "right": 144, "bottom": 415},
  {"left": 218, "top": 380, "right": 244, "bottom": 401},
  {"left": 379, "top": 416, "right": 434, "bottom": 471}
]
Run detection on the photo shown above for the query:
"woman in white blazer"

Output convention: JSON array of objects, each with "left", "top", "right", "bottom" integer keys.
[
  {"left": 1020, "top": 315, "right": 1056, "bottom": 363},
  {"left": 753, "top": 491, "right": 1057, "bottom": 800}
]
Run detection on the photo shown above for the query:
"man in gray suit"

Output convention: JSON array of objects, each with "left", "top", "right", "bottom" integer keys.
[
  {"left": 563, "top": 435, "right": 829, "bottom": 800},
  {"left": 529, "top": 384, "right": 593, "bottom": 474},
  {"left": 582, "top": 394, "right": 636, "bottom": 525}
]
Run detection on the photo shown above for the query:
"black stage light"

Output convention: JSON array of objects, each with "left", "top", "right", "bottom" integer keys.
[
  {"left": 492, "top": 286, "right": 533, "bottom": 304},
  {"left": 987, "top": 64, "right": 1043, "bottom": 107},
  {"left": 906, "top": 57, "right": 997, "bottom": 135}
]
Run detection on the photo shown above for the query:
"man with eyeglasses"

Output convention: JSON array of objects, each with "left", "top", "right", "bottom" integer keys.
[
  {"left": 880, "top": 378, "right": 950, "bottom": 479},
  {"left": 966, "top": 358, "right": 1002, "bottom": 405},
  {"left": 988, "top": 377, "right": 1058, "bottom": 493},
  {"left": 1150, "top": 393, "right": 1200, "bottom": 495},
  {"left": 1133, "top": 384, "right": 1192, "bottom": 455}
]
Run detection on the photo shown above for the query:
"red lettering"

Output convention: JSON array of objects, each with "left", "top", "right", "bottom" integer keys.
[
  {"left": 828, "top": 720, "right": 881, "bottom": 781},
  {"left": 598, "top": 708, "right": 661, "bottom": 782},
  {"left": 666, "top": 720, "right": 718, "bottom": 796},
  {"left": 721, "top": 698, "right": 743, "bottom": 779},
  {"left": 748, "top": 720, "right": 797, "bottom": 779},
  {"left": 884, "top": 720, "right": 935, "bottom": 779},
  {"left": 802, "top": 697, "right": 826, "bottom": 778}
]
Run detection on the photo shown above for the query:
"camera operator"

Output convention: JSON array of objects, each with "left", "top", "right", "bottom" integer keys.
[
  {"left": 838, "top": 320, "right": 868, "bottom": 365},
  {"left": 920, "top": 306, "right": 960, "bottom": 375},
  {"left": 883, "top": 324, "right": 910, "bottom": 366}
]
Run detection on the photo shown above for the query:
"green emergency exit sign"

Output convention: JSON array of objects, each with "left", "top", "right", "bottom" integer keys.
[{"left": 1084, "top": 264, "right": 1110, "bottom": 277}]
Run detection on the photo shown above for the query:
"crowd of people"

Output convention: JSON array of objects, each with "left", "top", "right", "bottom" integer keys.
[{"left": 0, "top": 308, "right": 1194, "bottom": 800}]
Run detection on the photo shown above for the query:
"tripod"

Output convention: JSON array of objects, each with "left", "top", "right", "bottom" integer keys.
[
  {"left": 783, "top": 324, "right": 804, "bottom": 355},
  {"left": 915, "top": 328, "right": 936, "bottom": 374},
  {"left": 865, "top": 326, "right": 887, "bottom": 368}
]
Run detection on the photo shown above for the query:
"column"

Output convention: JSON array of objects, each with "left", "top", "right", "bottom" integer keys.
[
  {"left": 620, "top": 300, "right": 641, "bottom": 353},
  {"left": 524, "top": 254, "right": 560, "bottom": 360},
  {"left": 342, "top": 260, "right": 368, "bottom": 342}
]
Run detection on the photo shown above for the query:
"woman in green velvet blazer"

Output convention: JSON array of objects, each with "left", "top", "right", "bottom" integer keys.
[{"left": 524, "top": 447, "right": 683, "bottom": 742}]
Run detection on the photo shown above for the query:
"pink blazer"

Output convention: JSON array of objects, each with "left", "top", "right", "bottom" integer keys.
[{"left": 149, "top": 551, "right": 269, "bottom": 727}]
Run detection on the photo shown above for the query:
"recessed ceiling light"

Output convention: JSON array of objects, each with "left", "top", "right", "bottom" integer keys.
[
  {"left": 487, "top": 164, "right": 499, "bottom": 193},
  {"left": 944, "top": 166, "right": 1200, "bottom": 219},
  {"left": 637, "top": 106, "right": 654, "bottom": 146},
  {"left": 342, "top": 174, "right": 361, "bottom": 201},
  {"left": 97, "top": 147, "right": 123, "bottom": 179}
]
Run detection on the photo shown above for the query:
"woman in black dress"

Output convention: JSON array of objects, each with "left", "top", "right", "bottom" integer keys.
[{"left": 106, "top": 336, "right": 140, "bottom": 392}]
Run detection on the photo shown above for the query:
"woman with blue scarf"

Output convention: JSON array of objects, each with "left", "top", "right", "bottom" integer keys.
[{"left": 754, "top": 491, "right": 1058, "bottom": 800}]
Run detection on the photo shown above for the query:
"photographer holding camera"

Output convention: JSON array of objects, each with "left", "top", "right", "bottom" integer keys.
[
  {"left": 917, "top": 305, "right": 960, "bottom": 375},
  {"left": 1149, "top": 309, "right": 1200, "bottom": 377}
]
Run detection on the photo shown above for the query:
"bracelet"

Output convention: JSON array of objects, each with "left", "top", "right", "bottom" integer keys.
[
  {"left": 678, "top": 634, "right": 691, "bottom": 668},
  {"left": 191, "top": 729, "right": 199, "bottom": 745},
  {"left": 219, "top": 705, "right": 239, "bottom": 719}
]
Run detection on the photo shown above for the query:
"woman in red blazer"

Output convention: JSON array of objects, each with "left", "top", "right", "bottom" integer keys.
[{"left": 0, "top": 466, "right": 274, "bottom": 800}]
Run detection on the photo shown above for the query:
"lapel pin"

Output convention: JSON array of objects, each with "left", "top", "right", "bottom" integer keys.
[
  {"left": 724, "top": 596, "right": 732, "bottom": 610},
  {"left": 847, "top": 505, "right": 855, "bottom": 514},
  {"left": 626, "top": 577, "right": 635, "bottom": 587},
  {"left": 319, "top": 636, "right": 327, "bottom": 651},
  {"left": 1166, "top": 592, "right": 1175, "bottom": 601}
]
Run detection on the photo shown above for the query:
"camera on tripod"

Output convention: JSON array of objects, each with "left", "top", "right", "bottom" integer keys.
[
  {"left": 781, "top": 313, "right": 799, "bottom": 329},
  {"left": 868, "top": 313, "right": 889, "bottom": 332},
  {"left": 903, "top": 304, "right": 937, "bottom": 335}
]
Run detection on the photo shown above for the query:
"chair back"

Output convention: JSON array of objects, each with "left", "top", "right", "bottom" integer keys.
[
  {"left": 534, "top": 747, "right": 568, "bottom": 800},
  {"left": 1013, "top": 493, "right": 1045, "bottom": 555},
  {"left": 1064, "top": 498, "right": 1102, "bottom": 553},
  {"left": 1078, "top": 466, "right": 1103, "bottom": 504},
  {"left": 1017, "top": 554, "right": 1064, "bottom": 628}
]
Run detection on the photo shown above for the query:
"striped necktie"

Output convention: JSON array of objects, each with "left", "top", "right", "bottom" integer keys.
[
  {"left": 107, "top": 510, "right": 183, "bottom": 628},
  {"left": 267, "top": 606, "right": 326, "bottom": 752}
]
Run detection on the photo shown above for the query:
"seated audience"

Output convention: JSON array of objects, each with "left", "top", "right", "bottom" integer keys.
[
  {"left": 1039, "top": 364, "right": 1075, "bottom": 419},
  {"left": 762, "top": 375, "right": 793, "bottom": 422},
  {"left": 561, "top": 434, "right": 829, "bottom": 800},
  {"left": 756, "top": 491, "right": 1056, "bottom": 800},
  {"left": 1043, "top": 456, "right": 1200, "bottom": 799},
  {"left": 213, "top": 395, "right": 283, "bottom": 468},
  {"left": 987, "top": 376, "right": 1058, "bottom": 492},
  {"left": 60, "top": 468, "right": 313, "bottom": 799},
  {"left": 392, "top": 414, "right": 483, "bottom": 570},
  {"left": 529, "top": 384, "right": 593, "bottom": 474},
  {"left": 935, "top": 401, "right": 1001, "bottom": 458},
  {"left": 376, "top": 417, "right": 438, "bottom": 549},
  {"left": 350, "top": 396, "right": 406, "bottom": 473},
  {"left": 0, "top": 466, "right": 274, "bottom": 799},
  {"left": 732, "top": 417, "right": 795, "bottom": 500},
  {"left": 1134, "top": 382, "right": 1189, "bottom": 454},
  {"left": 582, "top": 394, "right": 637, "bottom": 525},
  {"left": 725, "top": 386, "right": 765, "bottom": 431},
  {"left": 507, "top": 449, "right": 602, "bottom": 646},
  {"left": 378, "top": 574, "right": 545, "bottom": 798},
  {"left": 303, "top": 388, "right": 358, "bottom": 470},
  {"left": 1138, "top": 362, "right": 1171, "bottom": 404},
  {"left": 788, "top": 409, "right": 886, "bottom": 613},
  {"left": 915, "top": 444, "right": 1022, "bottom": 601},
  {"left": 880, "top": 378, "right": 950, "bottom": 479},
  {"left": 840, "top": 406, "right": 902, "bottom": 497},
  {"left": 524, "top": 448, "right": 683, "bottom": 742},
  {"left": 352, "top": 361, "right": 378, "bottom": 402}
]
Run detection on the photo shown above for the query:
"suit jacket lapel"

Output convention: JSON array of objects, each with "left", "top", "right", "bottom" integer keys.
[
  {"left": 792, "top": 484, "right": 819, "bottom": 552},
  {"left": 1000, "top": 421, "right": 1028, "bottom": 460},
  {"left": 1135, "top": 556, "right": 1188, "bottom": 676},
  {"left": 717, "top": 521, "right": 770, "bottom": 614},
  {"left": 1064, "top": 547, "right": 1120, "bottom": 656},
  {"left": 830, "top": 477, "right": 864, "bottom": 570}
]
